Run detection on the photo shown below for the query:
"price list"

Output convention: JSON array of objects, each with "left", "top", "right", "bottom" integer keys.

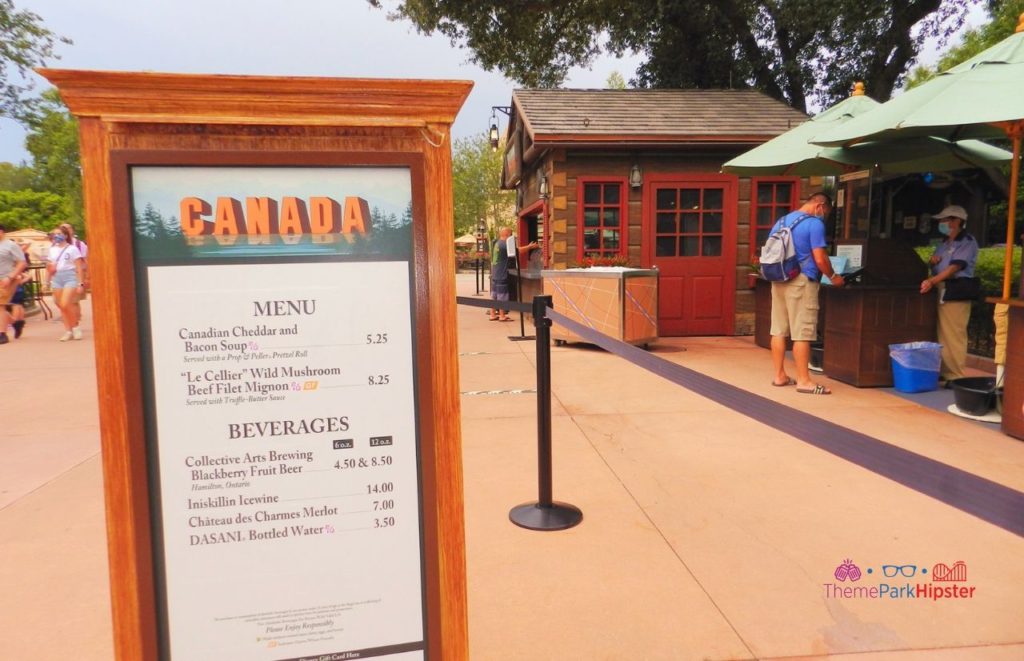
[{"left": 145, "top": 261, "right": 425, "bottom": 661}]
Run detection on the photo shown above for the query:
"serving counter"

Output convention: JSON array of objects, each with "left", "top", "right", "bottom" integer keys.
[
  {"left": 542, "top": 268, "right": 659, "bottom": 346},
  {"left": 755, "top": 239, "right": 936, "bottom": 387},
  {"left": 822, "top": 285, "right": 937, "bottom": 386}
]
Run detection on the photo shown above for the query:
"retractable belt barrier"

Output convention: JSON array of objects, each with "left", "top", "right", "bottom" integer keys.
[
  {"left": 456, "top": 294, "right": 1024, "bottom": 538},
  {"left": 455, "top": 295, "right": 531, "bottom": 313},
  {"left": 546, "top": 308, "right": 1024, "bottom": 539}
]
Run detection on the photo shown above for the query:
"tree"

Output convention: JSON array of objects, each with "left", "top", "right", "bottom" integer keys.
[
  {"left": 0, "top": 0, "right": 70, "bottom": 122},
  {"left": 451, "top": 133, "right": 515, "bottom": 236},
  {"left": 906, "top": 0, "right": 1024, "bottom": 88},
  {"left": 22, "top": 88, "right": 81, "bottom": 224},
  {"left": 372, "top": 0, "right": 979, "bottom": 112},
  {"left": 605, "top": 71, "right": 627, "bottom": 89},
  {"left": 0, "top": 189, "right": 66, "bottom": 230},
  {"left": 0, "top": 162, "right": 34, "bottom": 191}
]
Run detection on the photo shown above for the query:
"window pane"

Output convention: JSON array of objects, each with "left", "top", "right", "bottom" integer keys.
[
  {"left": 703, "top": 236, "right": 722, "bottom": 256},
  {"left": 757, "top": 185, "right": 773, "bottom": 204},
  {"left": 603, "top": 208, "right": 620, "bottom": 227},
  {"left": 681, "top": 237, "right": 700, "bottom": 256},
  {"left": 656, "top": 213, "right": 676, "bottom": 234},
  {"left": 775, "top": 183, "right": 792, "bottom": 203},
  {"left": 680, "top": 189, "right": 700, "bottom": 210},
  {"left": 584, "top": 184, "right": 601, "bottom": 204},
  {"left": 656, "top": 188, "right": 676, "bottom": 210},
  {"left": 656, "top": 236, "right": 677, "bottom": 256},
  {"left": 682, "top": 213, "right": 700, "bottom": 234},
  {"left": 602, "top": 229, "right": 620, "bottom": 250},
  {"left": 703, "top": 212, "right": 723, "bottom": 234},
  {"left": 584, "top": 209, "right": 600, "bottom": 227},
  {"left": 757, "top": 207, "right": 774, "bottom": 226},
  {"left": 604, "top": 184, "right": 620, "bottom": 204},
  {"left": 704, "top": 189, "right": 723, "bottom": 210},
  {"left": 756, "top": 228, "right": 770, "bottom": 246},
  {"left": 582, "top": 229, "right": 600, "bottom": 250}
]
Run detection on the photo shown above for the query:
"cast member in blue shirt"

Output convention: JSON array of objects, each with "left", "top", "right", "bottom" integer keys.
[{"left": 920, "top": 205, "right": 979, "bottom": 383}]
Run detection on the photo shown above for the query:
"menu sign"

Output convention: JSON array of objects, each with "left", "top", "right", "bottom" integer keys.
[{"left": 132, "top": 167, "right": 425, "bottom": 660}]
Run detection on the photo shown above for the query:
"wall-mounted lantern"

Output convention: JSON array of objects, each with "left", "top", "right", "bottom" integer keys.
[
  {"left": 629, "top": 164, "right": 643, "bottom": 189},
  {"left": 489, "top": 105, "right": 512, "bottom": 151},
  {"left": 538, "top": 174, "right": 550, "bottom": 200}
]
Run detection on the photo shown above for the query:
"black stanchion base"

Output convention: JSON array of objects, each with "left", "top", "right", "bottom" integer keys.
[
  {"left": 508, "top": 335, "right": 536, "bottom": 342},
  {"left": 509, "top": 501, "right": 583, "bottom": 531}
]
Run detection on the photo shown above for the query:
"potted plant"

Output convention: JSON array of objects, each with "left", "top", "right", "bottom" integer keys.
[{"left": 747, "top": 256, "right": 761, "bottom": 288}]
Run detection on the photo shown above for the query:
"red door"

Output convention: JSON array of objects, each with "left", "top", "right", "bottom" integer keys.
[{"left": 642, "top": 175, "right": 737, "bottom": 336}]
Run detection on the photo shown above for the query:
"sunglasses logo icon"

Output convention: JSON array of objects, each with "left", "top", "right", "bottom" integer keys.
[
  {"left": 882, "top": 564, "right": 919, "bottom": 578},
  {"left": 834, "top": 559, "right": 862, "bottom": 582}
]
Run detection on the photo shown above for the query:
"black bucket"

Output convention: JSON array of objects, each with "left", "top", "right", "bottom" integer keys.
[
  {"left": 950, "top": 377, "right": 1000, "bottom": 416},
  {"left": 810, "top": 342, "right": 824, "bottom": 371}
]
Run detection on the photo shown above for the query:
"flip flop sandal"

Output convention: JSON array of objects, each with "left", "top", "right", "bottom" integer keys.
[
  {"left": 797, "top": 384, "right": 832, "bottom": 395},
  {"left": 771, "top": 377, "right": 797, "bottom": 387}
]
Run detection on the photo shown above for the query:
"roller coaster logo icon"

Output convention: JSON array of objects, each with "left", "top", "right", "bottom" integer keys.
[{"left": 931, "top": 561, "right": 968, "bottom": 582}]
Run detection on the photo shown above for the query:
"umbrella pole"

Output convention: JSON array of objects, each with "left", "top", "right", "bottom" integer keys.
[{"left": 1003, "top": 130, "right": 1021, "bottom": 300}]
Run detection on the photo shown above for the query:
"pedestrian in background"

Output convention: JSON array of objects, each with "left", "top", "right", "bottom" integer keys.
[
  {"left": 47, "top": 225, "right": 86, "bottom": 341},
  {"left": 6, "top": 241, "right": 32, "bottom": 338},
  {"left": 489, "top": 226, "right": 513, "bottom": 321},
  {"left": 0, "top": 224, "right": 28, "bottom": 345}
]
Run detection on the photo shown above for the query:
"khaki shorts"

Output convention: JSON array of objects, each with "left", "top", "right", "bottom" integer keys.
[
  {"left": 770, "top": 274, "right": 820, "bottom": 341},
  {"left": 0, "top": 279, "right": 14, "bottom": 306}
]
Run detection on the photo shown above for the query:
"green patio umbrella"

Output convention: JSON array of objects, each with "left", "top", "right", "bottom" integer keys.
[
  {"left": 813, "top": 15, "right": 1024, "bottom": 298},
  {"left": 723, "top": 84, "right": 1012, "bottom": 175},
  {"left": 722, "top": 88, "right": 877, "bottom": 175}
]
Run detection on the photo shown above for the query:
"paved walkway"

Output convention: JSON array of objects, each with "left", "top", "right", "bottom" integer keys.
[{"left": 3, "top": 278, "right": 1023, "bottom": 660}]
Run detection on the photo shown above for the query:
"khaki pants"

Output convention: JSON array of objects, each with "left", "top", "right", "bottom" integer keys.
[
  {"left": 937, "top": 297, "right": 971, "bottom": 381},
  {"left": 994, "top": 303, "right": 1009, "bottom": 366}
]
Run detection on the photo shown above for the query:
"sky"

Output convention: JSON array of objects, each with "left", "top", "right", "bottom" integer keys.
[
  {"left": 0, "top": 0, "right": 642, "bottom": 163},
  {"left": 0, "top": 0, "right": 988, "bottom": 165}
]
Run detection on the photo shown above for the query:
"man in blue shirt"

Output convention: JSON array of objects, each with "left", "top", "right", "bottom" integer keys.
[{"left": 770, "top": 192, "right": 845, "bottom": 394}]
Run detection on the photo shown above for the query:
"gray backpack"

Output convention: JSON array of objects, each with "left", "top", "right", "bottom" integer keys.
[{"left": 759, "top": 214, "right": 811, "bottom": 282}]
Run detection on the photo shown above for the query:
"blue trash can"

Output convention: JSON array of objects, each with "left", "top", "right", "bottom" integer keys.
[{"left": 889, "top": 342, "right": 942, "bottom": 393}]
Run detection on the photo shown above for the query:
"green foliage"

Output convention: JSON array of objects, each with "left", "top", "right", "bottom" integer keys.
[
  {"left": 0, "top": 0, "right": 70, "bottom": 122},
  {"left": 375, "top": 0, "right": 979, "bottom": 112},
  {"left": 907, "top": 0, "right": 1024, "bottom": 87},
  {"left": 0, "top": 188, "right": 67, "bottom": 230},
  {"left": 975, "top": 245, "right": 1022, "bottom": 295},
  {"left": 22, "top": 88, "right": 82, "bottom": 225},
  {"left": 605, "top": 71, "right": 626, "bottom": 89},
  {"left": 0, "top": 162, "right": 34, "bottom": 190},
  {"left": 451, "top": 133, "right": 515, "bottom": 237}
]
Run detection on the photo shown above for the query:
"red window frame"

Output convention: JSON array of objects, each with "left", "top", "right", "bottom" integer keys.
[
  {"left": 576, "top": 177, "right": 627, "bottom": 261},
  {"left": 749, "top": 177, "right": 799, "bottom": 261},
  {"left": 652, "top": 184, "right": 727, "bottom": 258}
]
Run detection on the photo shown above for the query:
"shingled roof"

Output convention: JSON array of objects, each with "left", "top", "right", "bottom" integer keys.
[{"left": 512, "top": 89, "right": 808, "bottom": 145}]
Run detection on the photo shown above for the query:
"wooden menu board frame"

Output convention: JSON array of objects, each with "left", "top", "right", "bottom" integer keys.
[{"left": 39, "top": 69, "right": 471, "bottom": 661}]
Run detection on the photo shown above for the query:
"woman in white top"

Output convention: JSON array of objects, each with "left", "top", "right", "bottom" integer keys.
[{"left": 48, "top": 225, "right": 86, "bottom": 341}]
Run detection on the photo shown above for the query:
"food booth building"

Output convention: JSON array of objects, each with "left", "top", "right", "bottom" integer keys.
[{"left": 499, "top": 88, "right": 810, "bottom": 336}]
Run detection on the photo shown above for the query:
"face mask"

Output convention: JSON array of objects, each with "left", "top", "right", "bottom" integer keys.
[
  {"left": 52, "top": 234, "right": 66, "bottom": 243},
  {"left": 937, "top": 222, "right": 951, "bottom": 236}
]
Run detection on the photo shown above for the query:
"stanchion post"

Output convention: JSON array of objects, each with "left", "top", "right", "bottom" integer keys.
[
  {"left": 509, "top": 295, "right": 583, "bottom": 531},
  {"left": 507, "top": 251, "right": 535, "bottom": 342}
]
